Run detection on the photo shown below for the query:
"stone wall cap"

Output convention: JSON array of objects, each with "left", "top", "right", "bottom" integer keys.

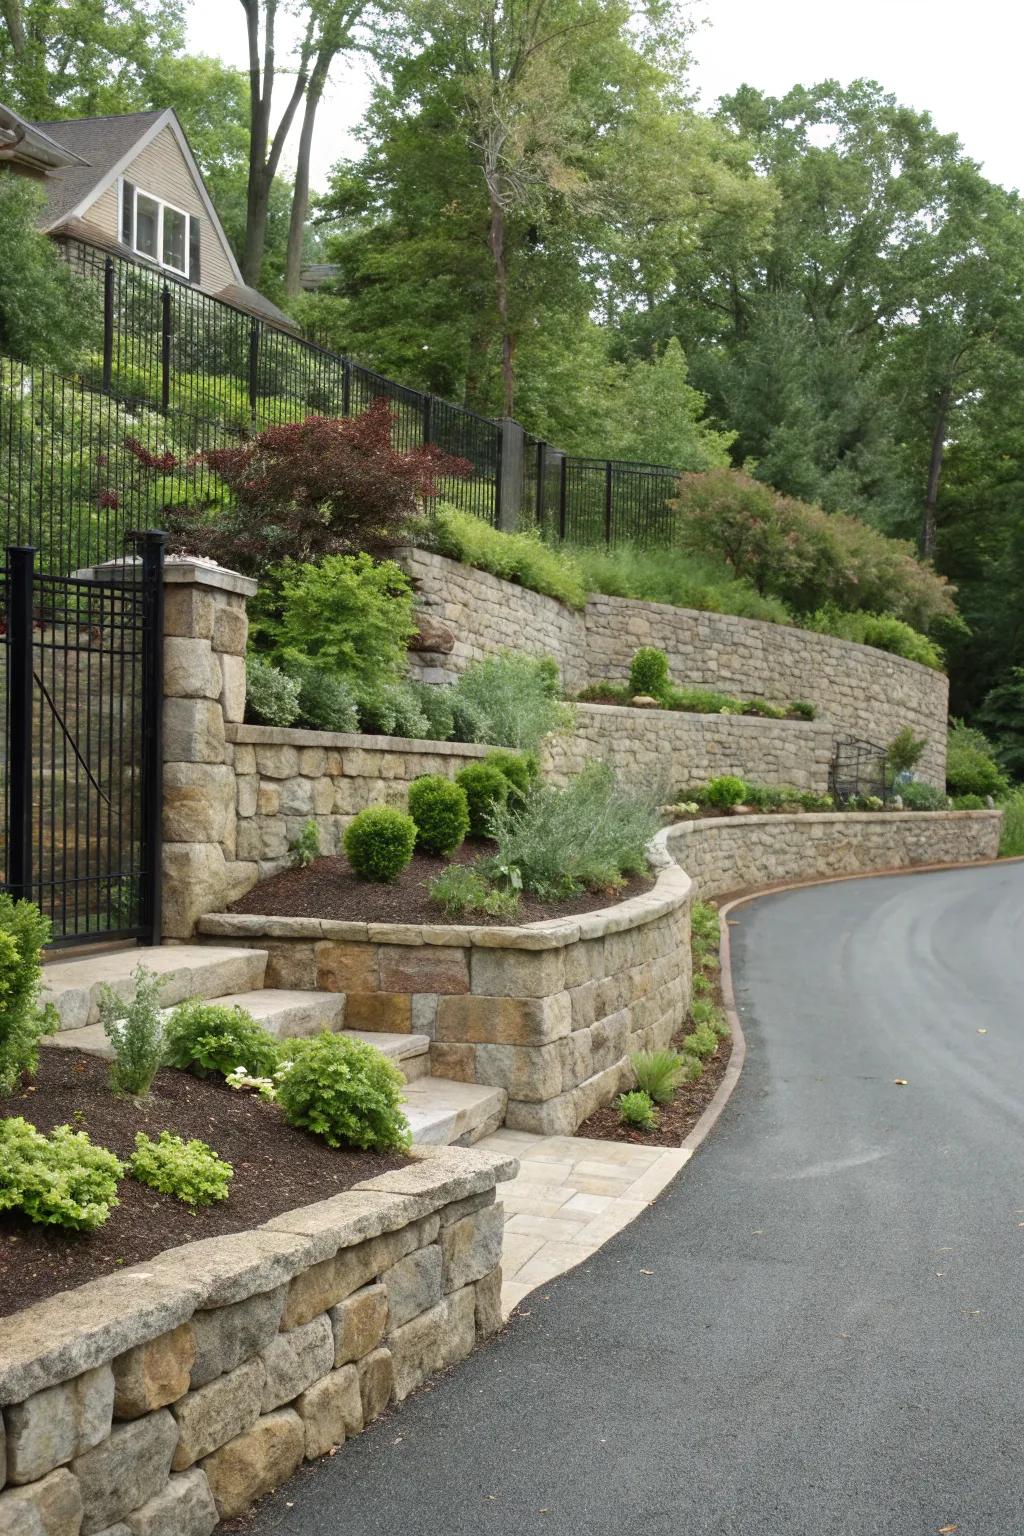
[
  {"left": 667, "top": 809, "right": 1002, "bottom": 837},
  {"left": 163, "top": 558, "right": 259, "bottom": 596},
  {"left": 575, "top": 701, "right": 826, "bottom": 728},
  {"left": 226, "top": 722, "right": 493, "bottom": 756}
]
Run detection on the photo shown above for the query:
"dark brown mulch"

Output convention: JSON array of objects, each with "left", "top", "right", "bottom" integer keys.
[
  {"left": 229, "top": 839, "right": 653, "bottom": 926},
  {"left": 574, "top": 1028, "right": 732, "bottom": 1149},
  {"left": 0, "top": 1048, "right": 409, "bottom": 1317}
]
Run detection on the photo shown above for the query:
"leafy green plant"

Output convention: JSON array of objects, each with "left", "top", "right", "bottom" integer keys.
[
  {"left": 449, "top": 653, "right": 573, "bottom": 750},
  {"left": 0, "top": 894, "right": 54, "bottom": 1095},
  {"left": 666, "top": 686, "right": 742, "bottom": 714},
  {"left": 629, "top": 647, "right": 671, "bottom": 700},
  {"left": 617, "top": 1090, "right": 658, "bottom": 1130},
  {"left": 702, "top": 775, "right": 747, "bottom": 809},
  {"left": 409, "top": 681, "right": 455, "bottom": 741},
  {"left": 245, "top": 656, "right": 301, "bottom": 727},
  {"left": 408, "top": 775, "right": 470, "bottom": 855},
  {"left": 163, "top": 999, "right": 280, "bottom": 1080},
  {"left": 0, "top": 179, "right": 94, "bottom": 369},
  {"left": 791, "top": 700, "right": 816, "bottom": 719},
  {"left": 251, "top": 554, "right": 417, "bottom": 692},
  {"left": 680, "top": 1053, "right": 704, "bottom": 1083},
  {"left": 690, "top": 900, "right": 719, "bottom": 965},
  {"left": 290, "top": 818, "right": 321, "bottom": 869},
  {"left": 99, "top": 968, "right": 164, "bottom": 1097},
  {"left": 0, "top": 1117, "right": 124, "bottom": 1230},
  {"left": 999, "top": 788, "right": 1024, "bottom": 857},
  {"left": 742, "top": 698, "right": 786, "bottom": 719},
  {"left": 952, "top": 794, "right": 987, "bottom": 810},
  {"left": 898, "top": 781, "right": 947, "bottom": 811},
  {"left": 806, "top": 607, "right": 945, "bottom": 670},
  {"left": 689, "top": 998, "right": 715, "bottom": 1027},
  {"left": 455, "top": 762, "right": 511, "bottom": 838},
  {"left": 572, "top": 541, "right": 792, "bottom": 625},
  {"left": 291, "top": 663, "right": 359, "bottom": 733},
  {"left": 356, "top": 681, "right": 431, "bottom": 739},
  {"left": 483, "top": 750, "right": 538, "bottom": 799},
  {"left": 427, "top": 503, "right": 587, "bottom": 609},
  {"left": 484, "top": 762, "right": 659, "bottom": 898},
  {"left": 682, "top": 1023, "right": 719, "bottom": 1058},
  {"left": 978, "top": 669, "right": 1024, "bottom": 779},
  {"left": 887, "top": 726, "right": 928, "bottom": 775},
  {"left": 427, "top": 865, "right": 520, "bottom": 918},
  {"left": 275, "top": 1032, "right": 412, "bottom": 1151},
  {"left": 631, "top": 1049, "right": 686, "bottom": 1105},
  {"left": 130, "top": 1132, "right": 233, "bottom": 1207},
  {"left": 945, "top": 721, "right": 1008, "bottom": 799},
  {"left": 344, "top": 806, "right": 418, "bottom": 881}
]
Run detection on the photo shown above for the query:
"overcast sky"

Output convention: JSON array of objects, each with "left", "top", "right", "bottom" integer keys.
[{"left": 188, "top": 0, "right": 1024, "bottom": 194}]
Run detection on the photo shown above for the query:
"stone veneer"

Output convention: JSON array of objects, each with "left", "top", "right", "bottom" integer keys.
[
  {"left": 198, "top": 837, "right": 693, "bottom": 1138},
  {"left": 542, "top": 704, "right": 834, "bottom": 795},
  {"left": 0, "top": 1146, "right": 514, "bottom": 1536},
  {"left": 396, "top": 549, "right": 950, "bottom": 787},
  {"left": 665, "top": 809, "right": 1002, "bottom": 899}
]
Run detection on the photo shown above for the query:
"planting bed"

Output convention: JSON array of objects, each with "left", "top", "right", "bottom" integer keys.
[
  {"left": 0, "top": 1050, "right": 408, "bottom": 1316},
  {"left": 228, "top": 841, "right": 653, "bottom": 926},
  {"left": 574, "top": 1027, "right": 732, "bottom": 1149}
]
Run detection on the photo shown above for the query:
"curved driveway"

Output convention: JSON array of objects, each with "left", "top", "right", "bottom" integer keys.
[{"left": 249, "top": 863, "right": 1024, "bottom": 1536}]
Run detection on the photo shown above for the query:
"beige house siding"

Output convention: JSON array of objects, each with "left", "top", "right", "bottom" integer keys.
[{"left": 77, "top": 124, "right": 236, "bottom": 293}]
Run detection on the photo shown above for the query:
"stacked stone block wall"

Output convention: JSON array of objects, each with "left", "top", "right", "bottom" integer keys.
[
  {"left": 198, "top": 855, "right": 693, "bottom": 1137},
  {"left": 0, "top": 1149, "right": 513, "bottom": 1535}
]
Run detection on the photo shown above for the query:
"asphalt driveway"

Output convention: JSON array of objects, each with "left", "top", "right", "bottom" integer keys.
[{"left": 246, "top": 862, "right": 1024, "bottom": 1536}]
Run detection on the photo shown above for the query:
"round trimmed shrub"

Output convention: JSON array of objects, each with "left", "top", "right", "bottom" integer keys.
[
  {"left": 455, "top": 762, "right": 511, "bottom": 838},
  {"left": 629, "top": 647, "right": 671, "bottom": 700},
  {"left": 162, "top": 1000, "right": 279, "bottom": 1080},
  {"left": 407, "top": 775, "right": 470, "bottom": 856},
  {"left": 483, "top": 750, "right": 536, "bottom": 799},
  {"left": 703, "top": 775, "right": 747, "bottom": 809},
  {"left": 276, "top": 1032, "right": 412, "bottom": 1151},
  {"left": 344, "top": 806, "right": 417, "bottom": 881}
]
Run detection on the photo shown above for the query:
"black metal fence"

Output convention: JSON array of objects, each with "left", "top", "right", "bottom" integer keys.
[
  {"left": 525, "top": 437, "right": 681, "bottom": 547},
  {"left": 1, "top": 534, "right": 165, "bottom": 946}
]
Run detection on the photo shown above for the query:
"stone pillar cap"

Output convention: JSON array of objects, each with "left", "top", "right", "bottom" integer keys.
[{"left": 72, "top": 552, "right": 258, "bottom": 597}]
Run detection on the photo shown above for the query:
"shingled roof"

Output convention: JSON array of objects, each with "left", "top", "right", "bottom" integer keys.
[{"left": 31, "top": 111, "right": 165, "bottom": 228}]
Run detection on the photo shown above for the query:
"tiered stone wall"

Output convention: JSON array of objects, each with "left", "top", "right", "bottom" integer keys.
[
  {"left": 666, "top": 809, "right": 1002, "bottom": 899},
  {"left": 0, "top": 1147, "right": 513, "bottom": 1535},
  {"left": 542, "top": 704, "right": 834, "bottom": 794},
  {"left": 198, "top": 848, "right": 693, "bottom": 1138}
]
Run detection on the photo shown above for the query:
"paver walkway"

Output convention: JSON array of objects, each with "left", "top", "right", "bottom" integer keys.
[
  {"left": 246, "top": 862, "right": 1024, "bottom": 1536},
  {"left": 476, "top": 1128, "right": 691, "bottom": 1313}
]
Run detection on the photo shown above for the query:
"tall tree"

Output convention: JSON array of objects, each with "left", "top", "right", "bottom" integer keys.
[{"left": 0, "top": 0, "right": 184, "bottom": 118}]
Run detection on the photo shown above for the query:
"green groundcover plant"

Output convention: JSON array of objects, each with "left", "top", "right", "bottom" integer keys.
[
  {"left": 0, "top": 894, "right": 54, "bottom": 1095},
  {"left": 130, "top": 1132, "right": 233, "bottom": 1207},
  {"left": 0, "top": 1117, "right": 124, "bottom": 1231},
  {"left": 163, "top": 1000, "right": 280, "bottom": 1080}
]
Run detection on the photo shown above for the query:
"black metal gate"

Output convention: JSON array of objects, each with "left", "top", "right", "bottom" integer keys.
[{"left": 1, "top": 533, "right": 165, "bottom": 947}]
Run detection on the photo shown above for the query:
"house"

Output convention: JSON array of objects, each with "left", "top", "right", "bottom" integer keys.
[{"left": 0, "top": 100, "right": 296, "bottom": 333}]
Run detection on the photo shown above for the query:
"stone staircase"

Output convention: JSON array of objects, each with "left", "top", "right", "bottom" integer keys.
[{"left": 40, "top": 944, "right": 505, "bottom": 1147}]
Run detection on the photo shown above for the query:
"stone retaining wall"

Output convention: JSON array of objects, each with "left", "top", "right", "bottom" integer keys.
[
  {"left": 198, "top": 845, "right": 693, "bottom": 1138},
  {"left": 0, "top": 1147, "right": 514, "bottom": 1535},
  {"left": 666, "top": 809, "right": 1002, "bottom": 899},
  {"left": 543, "top": 704, "right": 834, "bottom": 794}
]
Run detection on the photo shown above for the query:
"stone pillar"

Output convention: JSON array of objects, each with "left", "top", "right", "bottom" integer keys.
[{"left": 161, "top": 559, "right": 258, "bottom": 938}]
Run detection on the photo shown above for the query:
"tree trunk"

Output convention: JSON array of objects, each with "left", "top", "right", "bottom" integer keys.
[
  {"left": 284, "top": 56, "right": 329, "bottom": 296},
  {"left": 240, "top": 0, "right": 312, "bottom": 288},
  {"left": 488, "top": 187, "right": 515, "bottom": 416},
  {"left": 1, "top": 0, "right": 26, "bottom": 56},
  {"left": 921, "top": 384, "right": 951, "bottom": 559}
]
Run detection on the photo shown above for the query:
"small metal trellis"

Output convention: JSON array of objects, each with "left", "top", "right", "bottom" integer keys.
[{"left": 828, "top": 737, "right": 892, "bottom": 805}]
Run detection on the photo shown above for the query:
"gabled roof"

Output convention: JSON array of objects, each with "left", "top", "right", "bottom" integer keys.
[
  {"left": 0, "top": 101, "right": 90, "bottom": 170},
  {"left": 31, "top": 106, "right": 244, "bottom": 286}
]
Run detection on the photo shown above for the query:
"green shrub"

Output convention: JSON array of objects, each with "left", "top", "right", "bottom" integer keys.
[
  {"left": 484, "top": 762, "right": 659, "bottom": 899},
  {"left": 690, "top": 899, "right": 719, "bottom": 964},
  {"left": 703, "top": 775, "right": 747, "bottom": 809},
  {"left": 0, "top": 895, "right": 54, "bottom": 1095},
  {"left": 887, "top": 726, "right": 928, "bottom": 775},
  {"left": 163, "top": 999, "right": 280, "bottom": 1080},
  {"left": 631, "top": 1049, "right": 686, "bottom": 1105},
  {"left": 617, "top": 1090, "right": 658, "bottom": 1131},
  {"left": 978, "top": 669, "right": 1024, "bottom": 779},
  {"left": 275, "top": 1032, "right": 412, "bottom": 1151},
  {"left": 806, "top": 607, "right": 945, "bottom": 670},
  {"left": 483, "top": 750, "right": 538, "bottom": 799},
  {"left": 245, "top": 656, "right": 301, "bottom": 727},
  {"left": 681, "top": 1053, "right": 704, "bottom": 1083},
  {"left": 130, "top": 1132, "right": 233, "bottom": 1207},
  {"left": 945, "top": 721, "right": 1008, "bottom": 799},
  {"left": 408, "top": 776, "right": 470, "bottom": 856},
  {"left": 99, "top": 968, "right": 164, "bottom": 1097},
  {"left": 449, "top": 654, "right": 573, "bottom": 750},
  {"left": 356, "top": 682, "right": 431, "bottom": 739},
  {"left": 409, "top": 682, "right": 455, "bottom": 741},
  {"left": 448, "top": 690, "right": 488, "bottom": 744},
  {"left": 667, "top": 687, "right": 742, "bottom": 715},
  {"left": 249, "top": 554, "right": 417, "bottom": 691},
  {"left": 952, "top": 794, "right": 987, "bottom": 810},
  {"left": 899, "top": 781, "right": 948, "bottom": 811},
  {"left": 999, "top": 788, "right": 1024, "bottom": 857},
  {"left": 692, "top": 971, "right": 711, "bottom": 997},
  {"left": 577, "top": 682, "right": 633, "bottom": 706},
  {"left": 427, "top": 865, "right": 520, "bottom": 919},
  {"left": 742, "top": 698, "right": 786, "bottom": 719},
  {"left": 791, "top": 700, "right": 816, "bottom": 719},
  {"left": 572, "top": 542, "right": 792, "bottom": 625},
  {"left": 682, "top": 1023, "right": 719, "bottom": 1058},
  {"left": 629, "top": 647, "right": 671, "bottom": 700},
  {"left": 345, "top": 806, "right": 417, "bottom": 881},
  {"left": 0, "top": 1117, "right": 124, "bottom": 1230},
  {"left": 689, "top": 998, "right": 714, "bottom": 1027},
  {"left": 428, "top": 503, "right": 587, "bottom": 609},
  {"left": 455, "top": 763, "right": 511, "bottom": 838},
  {"left": 291, "top": 664, "right": 359, "bottom": 733},
  {"left": 0, "top": 179, "right": 94, "bottom": 369}
]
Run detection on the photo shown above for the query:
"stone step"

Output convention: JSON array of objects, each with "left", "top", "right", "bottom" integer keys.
[
  {"left": 401, "top": 1078, "right": 507, "bottom": 1147},
  {"left": 41, "top": 945, "right": 269, "bottom": 1032},
  {"left": 342, "top": 1030, "right": 431, "bottom": 1083}
]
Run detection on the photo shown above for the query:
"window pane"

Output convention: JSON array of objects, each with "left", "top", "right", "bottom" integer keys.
[
  {"left": 163, "top": 206, "right": 187, "bottom": 272},
  {"left": 136, "top": 194, "right": 158, "bottom": 258}
]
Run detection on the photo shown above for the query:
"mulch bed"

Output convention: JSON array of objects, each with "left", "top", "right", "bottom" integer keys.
[
  {"left": 573, "top": 1027, "right": 732, "bottom": 1148},
  {"left": 578, "top": 689, "right": 809, "bottom": 721},
  {"left": 0, "top": 1049, "right": 409, "bottom": 1316},
  {"left": 229, "top": 839, "right": 653, "bottom": 926}
]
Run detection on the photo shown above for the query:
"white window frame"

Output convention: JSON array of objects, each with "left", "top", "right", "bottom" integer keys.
[{"left": 120, "top": 179, "right": 193, "bottom": 279}]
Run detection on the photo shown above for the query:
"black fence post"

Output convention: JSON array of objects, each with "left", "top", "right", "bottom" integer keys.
[
  {"left": 604, "top": 460, "right": 614, "bottom": 545},
  {"left": 160, "top": 285, "right": 172, "bottom": 413},
  {"left": 558, "top": 455, "right": 568, "bottom": 542},
  {"left": 248, "top": 319, "right": 261, "bottom": 423},
  {"left": 102, "top": 258, "right": 114, "bottom": 393},
  {"left": 342, "top": 358, "right": 351, "bottom": 418},
  {"left": 7, "top": 546, "right": 35, "bottom": 904},
  {"left": 535, "top": 440, "right": 547, "bottom": 524},
  {"left": 422, "top": 393, "right": 434, "bottom": 445},
  {"left": 138, "top": 530, "right": 167, "bottom": 944}
]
